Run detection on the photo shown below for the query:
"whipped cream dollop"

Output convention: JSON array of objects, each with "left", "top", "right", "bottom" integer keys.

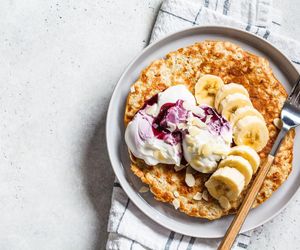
[
  {"left": 182, "top": 106, "right": 232, "bottom": 173},
  {"left": 125, "top": 85, "right": 232, "bottom": 172},
  {"left": 125, "top": 85, "right": 195, "bottom": 166},
  {"left": 155, "top": 84, "right": 196, "bottom": 115},
  {"left": 125, "top": 109, "right": 182, "bottom": 165}
]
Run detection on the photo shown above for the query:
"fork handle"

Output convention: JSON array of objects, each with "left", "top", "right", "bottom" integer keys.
[{"left": 218, "top": 154, "right": 275, "bottom": 250}]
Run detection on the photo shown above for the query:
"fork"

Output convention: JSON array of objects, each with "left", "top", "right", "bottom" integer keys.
[{"left": 218, "top": 77, "right": 300, "bottom": 250}]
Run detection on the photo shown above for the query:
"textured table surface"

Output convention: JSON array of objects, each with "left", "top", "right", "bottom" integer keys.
[{"left": 0, "top": 0, "right": 299, "bottom": 250}]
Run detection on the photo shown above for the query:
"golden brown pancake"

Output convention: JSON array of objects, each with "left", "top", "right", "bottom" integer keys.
[{"left": 124, "top": 40, "right": 295, "bottom": 220}]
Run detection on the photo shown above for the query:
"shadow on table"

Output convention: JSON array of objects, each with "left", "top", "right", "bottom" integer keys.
[
  {"left": 80, "top": 106, "right": 114, "bottom": 250},
  {"left": 79, "top": 5, "right": 161, "bottom": 248}
]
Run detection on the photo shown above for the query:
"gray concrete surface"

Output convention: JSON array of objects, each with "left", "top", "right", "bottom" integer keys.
[{"left": 0, "top": 0, "right": 299, "bottom": 250}]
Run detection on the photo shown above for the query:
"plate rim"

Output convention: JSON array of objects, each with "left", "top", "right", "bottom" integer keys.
[{"left": 106, "top": 25, "right": 300, "bottom": 238}]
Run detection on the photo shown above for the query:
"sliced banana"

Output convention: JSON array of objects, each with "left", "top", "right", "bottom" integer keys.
[
  {"left": 205, "top": 167, "right": 245, "bottom": 202},
  {"left": 215, "top": 83, "right": 249, "bottom": 112},
  {"left": 220, "top": 93, "right": 252, "bottom": 121},
  {"left": 219, "top": 196, "right": 231, "bottom": 210},
  {"left": 234, "top": 116, "right": 269, "bottom": 152},
  {"left": 229, "top": 145, "right": 261, "bottom": 173},
  {"left": 230, "top": 106, "right": 264, "bottom": 126},
  {"left": 195, "top": 74, "right": 224, "bottom": 107},
  {"left": 218, "top": 155, "right": 253, "bottom": 185}
]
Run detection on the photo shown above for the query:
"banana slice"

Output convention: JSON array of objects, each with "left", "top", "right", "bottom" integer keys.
[
  {"left": 229, "top": 145, "right": 261, "bottom": 173},
  {"left": 230, "top": 106, "right": 264, "bottom": 126},
  {"left": 219, "top": 196, "right": 231, "bottom": 210},
  {"left": 195, "top": 74, "right": 224, "bottom": 107},
  {"left": 220, "top": 93, "right": 252, "bottom": 121},
  {"left": 218, "top": 155, "right": 253, "bottom": 185},
  {"left": 215, "top": 83, "right": 249, "bottom": 112},
  {"left": 234, "top": 116, "right": 269, "bottom": 152},
  {"left": 205, "top": 167, "right": 245, "bottom": 202}
]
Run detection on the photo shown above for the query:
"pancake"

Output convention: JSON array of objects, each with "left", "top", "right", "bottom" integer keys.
[{"left": 124, "top": 40, "right": 295, "bottom": 220}]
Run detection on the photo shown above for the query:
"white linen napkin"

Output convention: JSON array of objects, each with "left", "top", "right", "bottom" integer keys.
[{"left": 107, "top": 0, "right": 300, "bottom": 249}]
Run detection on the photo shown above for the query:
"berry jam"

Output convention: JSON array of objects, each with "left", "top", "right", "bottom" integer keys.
[
  {"left": 152, "top": 102, "right": 176, "bottom": 140},
  {"left": 195, "top": 105, "right": 231, "bottom": 136},
  {"left": 141, "top": 96, "right": 231, "bottom": 146},
  {"left": 142, "top": 94, "right": 158, "bottom": 109},
  {"left": 152, "top": 100, "right": 188, "bottom": 145}
]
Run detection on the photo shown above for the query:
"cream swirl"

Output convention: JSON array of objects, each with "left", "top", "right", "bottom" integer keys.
[
  {"left": 125, "top": 85, "right": 232, "bottom": 171},
  {"left": 125, "top": 85, "right": 195, "bottom": 166},
  {"left": 125, "top": 109, "right": 182, "bottom": 166}
]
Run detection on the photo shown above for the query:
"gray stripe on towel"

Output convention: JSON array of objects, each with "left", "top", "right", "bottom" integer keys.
[
  {"left": 116, "top": 198, "right": 130, "bottom": 233},
  {"left": 215, "top": 0, "right": 219, "bottom": 11},
  {"left": 237, "top": 242, "right": 248, "bottom": 249},
  {"left": 186, "top": 237, "right": 196, "bottom": 250},
  {"left": 292, "top": 60, "right": 300, "bottom": 65},
  {"left": 205, "top": 0, "right": 209, "bottom": 8},
  {"left": 223, "top": 0, "right": 230, "bottom": 15},
  {"left": 165, "top": 231, "right": 176, "bottom": 250},
  {"left": 113, "top": 182, "right": 122, "bottom": 188},
  {"left": 263, "top": 30, "right": 270, "bottom": 39},
  {"left": 176, "top": 235, "right": 184, "bottom": 250},
  {"left": 193, "top": 8, "right": 202, "bottom": 25},
  {"left": 159, "top": 9, "right": 195, "bottom": 24},
  {"left": 130, "top": 240, "right": 135, "bottom": 250}
]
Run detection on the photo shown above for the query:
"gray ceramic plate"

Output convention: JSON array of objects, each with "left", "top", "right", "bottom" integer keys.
[{"left": 106, "top": 26, "right": 300, "bottom": 238}]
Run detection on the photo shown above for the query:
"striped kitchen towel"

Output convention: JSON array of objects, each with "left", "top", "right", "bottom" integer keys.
[{"left": 107, "top": 0, "right": 300, "bottom": 249}]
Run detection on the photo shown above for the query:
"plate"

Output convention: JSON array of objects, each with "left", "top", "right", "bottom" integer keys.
[{"left": 106, "top": 26, "right": 300, "bottom": 238}]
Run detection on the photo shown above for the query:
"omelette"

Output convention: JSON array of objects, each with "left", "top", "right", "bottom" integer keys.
[{"left": 124, "top": 40, "right": 295, "bottom": 220}]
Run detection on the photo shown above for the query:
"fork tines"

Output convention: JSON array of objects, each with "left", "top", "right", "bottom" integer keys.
[{"left": 287, "top": 76, "right": 300, "bottom": 106}]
